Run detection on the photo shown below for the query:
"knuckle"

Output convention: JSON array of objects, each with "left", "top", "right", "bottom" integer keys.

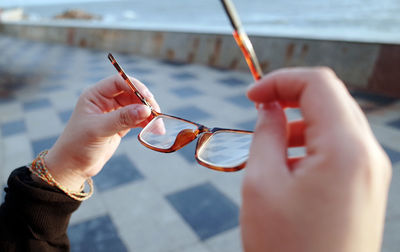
[
  {"left": 311, "top": 67, "right": 339, "bottom": 83},
  {"left": 378, "top": 147, "right": 393, "bottom": 185},
  {"left": 314, "top": 66, "right": 336, "bottom": 77},
  {"left": 119, "top": 110, "right": 132, "bottom": 128},
  {"left": 342, "top": 137, "right": 392, "bottom": 187}
]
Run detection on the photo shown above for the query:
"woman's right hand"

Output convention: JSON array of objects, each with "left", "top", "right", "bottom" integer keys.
[{"left": 241, "top": 67, "right": 392, "bottom": 252}]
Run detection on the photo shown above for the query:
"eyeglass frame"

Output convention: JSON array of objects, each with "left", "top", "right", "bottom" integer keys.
[
  {"left": 220, "top": 0, "right": 263, "bottom": 81},
  {"left": 107, "top": 0, "right": 262, "bottom": 172},
  {"left": 108, "top": 54, "right": 252, "bottom": 172}
]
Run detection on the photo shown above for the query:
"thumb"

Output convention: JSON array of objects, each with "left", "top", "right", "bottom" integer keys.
[
  {"left": 247, "top": 102, "right": 289, "bottom": 180},
  {"left": 99, "top": 104, "right": 151, "bottom": 136}
]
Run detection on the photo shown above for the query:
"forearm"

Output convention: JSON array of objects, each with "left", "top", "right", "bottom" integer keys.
[{"left": 0, "top": 167, "right": 81, "bottom": 251}]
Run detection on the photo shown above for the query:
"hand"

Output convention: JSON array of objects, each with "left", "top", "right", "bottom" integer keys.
[
  {"left": 241, "top": 68, "right": 392, "bottom": 252},
  {"left": 42, "top": 75, "right": 160, "bottom": 191}
]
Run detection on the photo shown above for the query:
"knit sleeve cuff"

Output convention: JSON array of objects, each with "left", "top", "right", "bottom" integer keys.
[{"left": 3, "top": 167, "right": 81, "bottom": 241}]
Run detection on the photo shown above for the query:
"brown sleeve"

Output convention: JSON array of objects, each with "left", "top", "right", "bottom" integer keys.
[{"left": 0, "top": 167, "right": 81, "bottom": 252}]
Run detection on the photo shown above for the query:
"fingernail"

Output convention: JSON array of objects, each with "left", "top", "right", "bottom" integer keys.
[
  {"left": 263, "top": 101, "right": 281, "bottom": 110},
  {"left": 258, "top": 102, "right": 281, "bottom": 118},
  {"left": 131, "top": 105, "right": 150, "bottom": 119}
]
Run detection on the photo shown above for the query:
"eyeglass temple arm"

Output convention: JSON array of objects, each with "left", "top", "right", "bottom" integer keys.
[
  {"left": 108, "top": 53, "right": 157, "bottom": 115},
  {"left": 220, "top": 0, "right": 263, "bottom": 81}
]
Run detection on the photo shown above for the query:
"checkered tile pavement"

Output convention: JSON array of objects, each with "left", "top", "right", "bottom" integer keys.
[{"left": 1, "top": 35, "right": 399, "bottom": 252}]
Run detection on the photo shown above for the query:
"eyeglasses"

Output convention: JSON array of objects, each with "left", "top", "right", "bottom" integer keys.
[
  {"left": 220, "top": 0, "right": 263, "bottom": 81},
  {"left": 107, "top": 0, "right": 261, "bottom": 172}
]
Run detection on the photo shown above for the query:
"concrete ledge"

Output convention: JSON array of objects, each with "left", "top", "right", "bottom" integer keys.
[{"left": 1, "top": 22, "right": 399, "bottom": 97}]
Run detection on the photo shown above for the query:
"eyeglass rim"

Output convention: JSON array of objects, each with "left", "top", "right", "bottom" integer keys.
[
  {"left": 220, "top": 0, "right": 263, "bottom": 81},
  {"left": 137, "top": 113, "right": 252, "bottom": 171},
  {"left": 194, "top": 130, "right": 250, "bottom": 172}
]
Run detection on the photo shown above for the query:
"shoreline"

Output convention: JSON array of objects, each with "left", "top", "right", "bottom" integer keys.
[
  {"left": 2, "top": 20, "right": 400, "bottom": 45},
  {"left": 1, "top": 20, "right": 399, "bottom": 97}
]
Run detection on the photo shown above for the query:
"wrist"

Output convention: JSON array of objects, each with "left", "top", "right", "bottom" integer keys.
[{"left": 44, "top": 148, "right": 88, "bottom": 192}]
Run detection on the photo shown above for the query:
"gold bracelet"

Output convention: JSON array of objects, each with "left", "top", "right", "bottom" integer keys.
[{"left": 28, "top": 150, "right": 93, "bottom": 201}]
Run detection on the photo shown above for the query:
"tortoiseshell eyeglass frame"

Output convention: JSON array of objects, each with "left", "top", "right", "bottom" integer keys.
[
  {"left": 220, "top": 0, "right": 263, "bottom": 81},
  {"left": 108, "top": 53, "right": 252, "bottom": 172}
]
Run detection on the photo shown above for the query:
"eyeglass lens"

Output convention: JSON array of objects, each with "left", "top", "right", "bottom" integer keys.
[
  {"left": 140, "top": 115, "right": 253, "bottom": 168},
  {"left": 140, "top": 115, "right": 197, "bottom": 150},
  {"left": 197, "top": 131, "right": 252, "bottom": 168}
]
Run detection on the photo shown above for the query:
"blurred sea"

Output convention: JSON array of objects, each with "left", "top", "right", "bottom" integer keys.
[{"left": 2, "top": 0, "right": 400, "bottom": 43}]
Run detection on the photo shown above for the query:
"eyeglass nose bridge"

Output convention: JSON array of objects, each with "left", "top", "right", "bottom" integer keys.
[
  {"left": 169, "top": 128, "right": 198, "bottom": 151},
  {"left": 168, "top": 125, "right": 211, "bottom": 151}
]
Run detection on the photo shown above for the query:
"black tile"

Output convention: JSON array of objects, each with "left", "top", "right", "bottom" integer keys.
[
  {"left": 166, "top": 182, "right": 239, "bottom": 240},
  {"left": 23, "top": 98, "right": 52, "bottom": 112},
  {"left": 387, "top": 118, "right": 400, "bottom": 130},
  {"left": 170, "top": 105, "right": 211, "bottom": 122},
  {"left": 68, "top": 215, "right": 128, "bottom": 252},
  {"left": 31, "top": 135, "right": 58, "bottom": 157},
  {"left": 350, "top": 90, "right": 398, "bottom": 106},
  {"left": 58, "top": 109, "right": 74, "bottom": 124},
  {"left": 176, "top": 140, "right": 197, "bottom": 163},
  {"left": 217, "top": 77, "right": 246, "bottom": 87},
  {"left": 40, "top": 84, "right": 65, "bottom": 93},
  {"left": 226, "top": 94, "right": 254, "bottom": 108},
  {"left": 1, "top": 119, "right": 26, "bottom": 137},
  {"left": 171, "top": 86, "right": 203, "bottom": 98},
  {"left": 94, "top": 154, "right": 144, "bottom": 192},
  {"left": 170, "top": 72, "right": 197, "bottom": 81},
  {"left": 160, "top": 60, "right": 186, "bottom": 67},
  {"left": 0, "top": 96, "right": 15, "bottom": 104},
  {"left": 383, "top": 146, "right": 400, "bottom": 164}
]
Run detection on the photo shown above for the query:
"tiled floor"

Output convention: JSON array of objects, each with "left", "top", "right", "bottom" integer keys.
[{"left": 0, "top": 35, "right": 400, "bottom": 252}]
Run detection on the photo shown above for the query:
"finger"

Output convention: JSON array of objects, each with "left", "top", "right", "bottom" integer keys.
[
  {"left": 90, "top": 75, "right": 161, "bottom": 112},
  {"left": 288, "top": 120, "right": 305, "bottom": 147},
  {"left": 130, "top": 77, "right": 161, "bottom": 113},
  {"left": 247, "top": 67, "right": 358, "bottom": 145},
  {"left": 287, "top": 156, "right": 304, "bottom": 171},
  {"left": 97, "top": 104, "right": 151, "bottom": 136},
  {"left": 246, "top": 102, "right": 290, "bottom": 181}
]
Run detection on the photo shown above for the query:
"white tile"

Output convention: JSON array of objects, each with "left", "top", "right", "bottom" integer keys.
[
  {"left": 25, "top": 108, "right": 64, "bottom": 140},
  {"left": 102, "top": 181, "right": 199, "bottom": 252},
  {"left": 3, "top": 133, "right": 31, "bottom": 157},
  {"left": 3, "top": 134, "right": 33, "bottom": 180},
  {"left": 48, "top": 90, "right": 78, "bottom": 111},
  {"left": 69, "top": 186, "right": 108, "bottom": 225},
  {"left": 0, "top": 102, "right": 23, "bottom": 123},
  {"left": 1, "top": 133, "right": 31, "bottom": 197},
  {"left": 204, "top": 228, "right": 242, "bottom": 252},
  {"left": 119, "top": 139, "right": 210, "bottom": 195},
  {"left": 173, "top": 243, "right": 211, "bottom": 252}
]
